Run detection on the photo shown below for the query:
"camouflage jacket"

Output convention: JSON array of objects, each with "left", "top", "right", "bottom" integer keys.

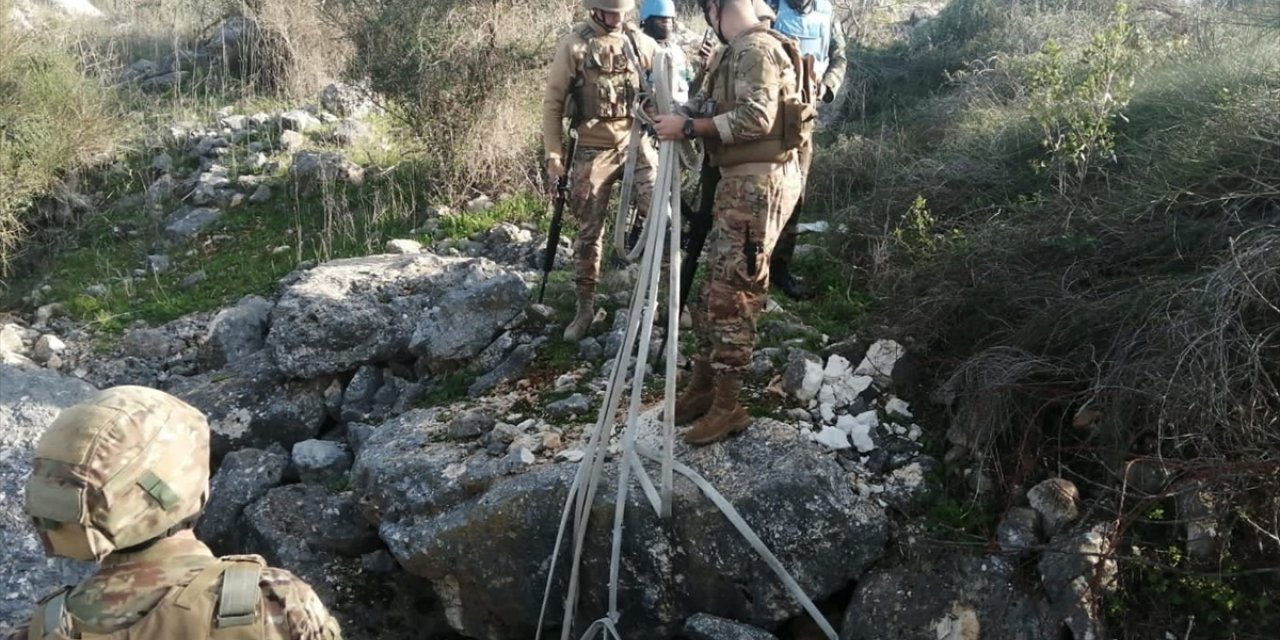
[
  {"left": 6, "top": 537, "right": 341, "bottom": 640},
  {"left": 690, "top": 23, "right": 797, "bottom": 147}
]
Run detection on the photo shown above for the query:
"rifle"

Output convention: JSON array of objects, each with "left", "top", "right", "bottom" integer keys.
[
  {"left": 538, "top": 131, "right": 579, "bottom": 304},
  {"left": 678, "top": 158, "right": 719, "bottom": 312}
]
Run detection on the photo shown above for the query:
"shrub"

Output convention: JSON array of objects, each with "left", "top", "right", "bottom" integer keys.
[
  {"left": 338, "top": 0, "right": 578, "bottom": 199},
  {"left": 0, "top": 0, "right": 121, "bottom": 274}
]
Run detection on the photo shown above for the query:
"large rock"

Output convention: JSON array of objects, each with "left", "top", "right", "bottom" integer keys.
[
  {"left": 241, "top": 484, "right": 446, "bottom": 640},
  {"left": 267, "top": 254, "right": 529, "bottom": 378},
  {"left": 841, "top": 551, "right": 1052, "bottom": 640},
  {"left": 290, "top": 151, "right": 364, "bottom": 191},
  {"left": 1038, "top": 523, "right": 1116, "bottom": 640},
  {"left": 320, "top": 82, "right": 376, "bottom": 119},
  {"left": 352, "top": 413, "right": 890, "bottom": 640},
  {"left": 201, "top": 294, "right": 274, "bottom": 367},
  {"left": 292, "top": 439, "right": 353, "bottom": 486},
  {"left": 195, "top": 445, "right": 289, "bottom": 553},
  {"left": 0, "top": 365, "right": 96, "bottom": 629},
  {"left": 166, "top": 351, "right": 328, "bottom": 459}
]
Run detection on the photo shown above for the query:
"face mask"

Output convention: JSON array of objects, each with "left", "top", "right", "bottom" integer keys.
[
  {"left": 592, "top": 9, "right": 622, "bottom": 32},
  {"left": 644, "top": 19, "right": 672, "bottom": 41}
]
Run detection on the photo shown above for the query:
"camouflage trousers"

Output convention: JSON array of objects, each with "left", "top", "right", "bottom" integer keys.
[
  {"left": 693, "top": 162, "right": 803, "bottom": 371},
  {"left": 772, "top": 139, "right": 813, "bottom": 271},
  {"left": 569, "top": 141, "right": 657, "bottom": 295}
]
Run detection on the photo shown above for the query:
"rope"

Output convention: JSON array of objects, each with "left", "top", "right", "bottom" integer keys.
[{"left": 537, "top": 50, "right": 837, "bottom": 640}]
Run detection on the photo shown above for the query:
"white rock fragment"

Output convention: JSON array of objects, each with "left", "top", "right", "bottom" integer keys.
[
  {"left": 855, "top": 339, "right": 905, "bottom": 379},
  {"left": 793, "top": 358, "right": 824, "bottom": 404},
  {"left": 818, "top": 355, "right": 873, "bottom": 408},
  {"left": 556, "top": 449, "right": 585, "bottom": 463},
  {"left": 908, "top": 424, "right": 923, "bottom": 442},
  {"left": 819, "top": 403, "right": 836, "bottom": 424},
  {"left": 810, "top": 426, "right": 851, "bottom": 450},
  {"left": 32, "top": 335, "right": 66, "bottom": 363},
  {"left": 884, "top": 396, "right": 913, "bottom": 418},
  {"left": 443, "top": 462, "right": 466, "bottom": 480},
  {"left": 843, "top": 411, "right": 879, "bottom": 453}
]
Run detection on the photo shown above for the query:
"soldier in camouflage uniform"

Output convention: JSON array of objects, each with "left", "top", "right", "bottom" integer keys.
[
  {"left": 544, "top": 0, "right": 661, "bottom": 342},
  {"left": 7, "top": 386, "right": 342, "bottom": 640},
  {"left": 654, "top": 0, "right": 807, "bottom": 445}
]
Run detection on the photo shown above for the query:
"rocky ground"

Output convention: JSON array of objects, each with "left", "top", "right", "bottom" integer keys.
[{"left": 0, "top": 219, "right": 1113, "bottom": 639}]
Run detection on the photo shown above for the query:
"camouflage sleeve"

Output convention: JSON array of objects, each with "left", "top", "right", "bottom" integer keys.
[
  {"left": 260, "top": 569, "right": 342, "bottom": 640},
  {"left": 542, "top": 35, "right": 579, "bottom": 164},
  {"left": 711, "top": 40, "right": 782, "bottom": 145},
  {"left": 822, "top": 18, "right": 848, "bottom": 95}
]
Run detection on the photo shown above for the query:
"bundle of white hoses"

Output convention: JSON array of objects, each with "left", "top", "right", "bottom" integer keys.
[
  {"left": 535, "top": 50, "right": 839, "bottom": 640},
  {"left": 613, "top": 46, "right": 702, "bottom": 264}
]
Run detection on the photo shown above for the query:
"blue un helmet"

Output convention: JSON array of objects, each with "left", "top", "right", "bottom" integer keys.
[{"left": 639, "top": 0, "right": 677, "bottom": 21}]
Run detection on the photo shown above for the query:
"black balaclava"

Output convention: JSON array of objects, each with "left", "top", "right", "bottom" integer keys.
[{"left": 643, "top": 17, "right": 673, "bottom": 41}]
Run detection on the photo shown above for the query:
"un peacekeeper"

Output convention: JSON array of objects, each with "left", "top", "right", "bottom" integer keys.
[
  {"left": 7, "top": 386, "right": 341, "bottom": 640},
  {"left": 638, "top": 0, "right": 691, "bottom": 104},
  {"left": 544, "top": 0, "right": 661, "bottom": 342},
  {"left": 766, "top": 0, "right": 847, "bottom": 300},
  {"left": 652, "top": 0, "right": 807, "bottom": 445}
]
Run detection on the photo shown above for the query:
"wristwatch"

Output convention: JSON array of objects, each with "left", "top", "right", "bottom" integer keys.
[{"left": 681, "top": 118, "right": 695, "bottom": 140}]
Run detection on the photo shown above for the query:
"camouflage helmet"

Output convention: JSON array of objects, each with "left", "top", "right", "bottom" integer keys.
[
  {"left": 25, "top": 386, "right": 210, "bottom": 562},
  {"left": 584, "top": 0, "right": 636, "bottom": 12}
]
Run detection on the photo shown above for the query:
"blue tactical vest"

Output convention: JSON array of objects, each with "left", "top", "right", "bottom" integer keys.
[{"left": 771, "top": 0, "right": 834, "bottom": 78}]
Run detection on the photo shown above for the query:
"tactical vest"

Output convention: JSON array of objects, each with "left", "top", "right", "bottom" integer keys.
[
  {"left": 27, "top": 556, "right": 267, "bottom": 640},
  {"left": 569, "top": 24, "right": 645, "bottom": 125},
  {"left": 706, "top": 29, "right": 817, "bottom": 168},
  {"left": 773, "top": 0, "right": 834, "bottom": 78}
]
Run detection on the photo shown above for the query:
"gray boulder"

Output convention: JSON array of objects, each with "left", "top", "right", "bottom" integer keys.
[
  {"left": 0, "top": 365, "right": 96, "bottom": 628},
  {"left": 545, "top": 393, "right": 591, "bottom": 419},
  {"left": 166, "top": 351, "right": 328, "bottom": 459},
  {"left": 292, "top": 439, "right": 353, "bottom": 486},
  {"left": 684, "top": 613, "right": 778, "bottom": 640},
  {"left": 407, "top": 265, "right": 529, "bottom": 365},
  {"left": 320, "top": 82, "right": 376, "bottom": 119},
  {"left": 202, "top": 294, "right": 274, "bottom": 367},
  {"left": 267, "top": 254, "right": 528, "bottom": 379},
  {"left": 290, "top": 151, "right": 364, "bottom": 192},
  {"left": 467, "top": 341, "right": 539, "bottom": 397},
  {"left": 164, "top": 206, "right": 221, "bottom": 239},
  {"left": 240, "top": 484, "right": 446, "bottom": 639},
  {"left": 1038, "top": 523, "right": 1116, "bottom": 640},
  {"left": 352, "top": 414, "right": 890, "bottom": 640},
  {"left": 195, "top": 445, "right": 289, "bottom": 552},
  {"left": 996, "top": 507, "right": 1042, "bottom": 554},
  {"left": 841, "top": 551, "right": 1052, "bottom": 640},
  {"left": 1027, "top": 478, "right": 1079, "bottom": 537}
]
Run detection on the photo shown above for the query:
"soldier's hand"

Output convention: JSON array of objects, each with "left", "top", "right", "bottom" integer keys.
[
  {"left": 698, "top": 39, "right": 715, "bottom": 64},
  {"left": 653, "top": 114, "right": 685, "bottom": 141},
  {"left": 546, "top": 157, "right": 565, "bottom": 182}
]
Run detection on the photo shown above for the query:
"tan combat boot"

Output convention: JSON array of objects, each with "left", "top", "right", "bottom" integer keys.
[
  {"left": 666, "top": 358, "right": 715, "bottom": 425},
  {"left": 683, "top": 373, "right": 751, "bottom": 446},
  {"left": 563, "top": 289, "right": 595, "bottom": 342}
]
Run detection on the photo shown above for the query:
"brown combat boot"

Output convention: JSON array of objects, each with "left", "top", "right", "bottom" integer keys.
[
  {"left": 683, "top": 373, "right": 751, "bottom": 446},
  {"left": 563, "top": 289, "right": 595, "bottom": 342},
  {"left": 666, "top": 358, "right": 715, "bottom": 425}
]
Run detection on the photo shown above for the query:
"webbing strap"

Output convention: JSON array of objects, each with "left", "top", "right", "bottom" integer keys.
[
  {"left": 216, "top": 562, "right": 262, "bottom": 627},
  {"left": 636, "top": 446, "right": 839, "bottom": 640},
  {"left": 175, "top": 562, "right": 229, "bottom": 610}
]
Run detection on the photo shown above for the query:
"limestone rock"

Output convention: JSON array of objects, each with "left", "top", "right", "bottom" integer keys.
[
  {"left": 202, "top": 294, "right": 274, "bottom": 368},
  {"left": 1027, "top": 478, "right": 1079, "bottom": 537},
  {"left": 292, "top": 439, "right": 354, "bottom": 486},
  {"left": 195, "top": 445, "right": 289, "bottom": 552},
  {"left": 353, "top": 414, "right": 890, "bottom": 640}
]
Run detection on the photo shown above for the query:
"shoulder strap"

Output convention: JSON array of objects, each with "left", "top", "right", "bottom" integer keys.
[
  {"left": 576, "top": 23, "right": 595, "bottom": 42},
  {"left": 29, "top": 588, "right": 71, "bottom": 640},
  {"left": 215, "top": 560, "right": 263, "bottom": 628}
]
